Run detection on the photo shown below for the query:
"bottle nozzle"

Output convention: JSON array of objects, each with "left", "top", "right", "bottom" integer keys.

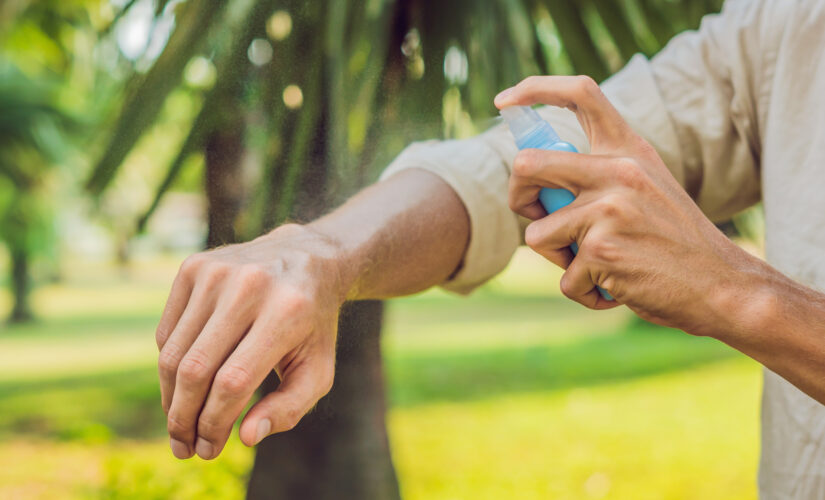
[{"left": 500, "top": 105, "right": 560, "bottom": 144}]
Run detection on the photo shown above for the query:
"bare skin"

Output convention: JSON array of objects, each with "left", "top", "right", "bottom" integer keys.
[
  {"left": 158, "top": 74, "right": 825, "bottom": 461},
  {"left": 156, "top": 169, "right": 469, "bottom": 459},
  {"left": 495, "top": 75, "right": 825, "bottom": 404}
]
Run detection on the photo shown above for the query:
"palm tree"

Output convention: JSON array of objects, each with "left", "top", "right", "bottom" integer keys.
[{"left": 0, "top": 62, "right": 65, "bottom": 323}]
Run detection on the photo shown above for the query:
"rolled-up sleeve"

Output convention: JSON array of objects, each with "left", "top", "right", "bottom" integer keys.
[
  {"left": 379, "top": 135, "right": 521, "bottom": 294},
  {"left": 380, "top": 0, "right": 767, "bottom": 294}
]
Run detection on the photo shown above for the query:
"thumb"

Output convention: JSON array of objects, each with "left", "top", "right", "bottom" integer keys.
[{"left": 239, "top": 359, "right": 334, "bottom": 446}]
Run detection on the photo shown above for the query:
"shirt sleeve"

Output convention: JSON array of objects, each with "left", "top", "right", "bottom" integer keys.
[{"left": 380, "top": 0, "right": 767, "bottom": 295}]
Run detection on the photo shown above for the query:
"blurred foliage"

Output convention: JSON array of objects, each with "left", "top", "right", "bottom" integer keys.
[
  {"left": 0, "top": 62, "right": 68, "bottom": 322},
  {"left": 0, "top": 0, "right": 730, "bottom": 322},
  {"left": 89, "top": 0, "right": 727, "bottom": 237}
]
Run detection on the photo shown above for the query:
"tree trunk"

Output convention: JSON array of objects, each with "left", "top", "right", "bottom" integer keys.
[
  {"left": 8, "top": 247, "right": 32, "bottom": 323},
  {"left": 247, "top": 300, "right": 400, "bottom": 500},
  {"left": 204, "top": 124, "right": 245, "bottom": 248},
  {"left": 246, "top": 8, "right": 399, "bottom": 496}
]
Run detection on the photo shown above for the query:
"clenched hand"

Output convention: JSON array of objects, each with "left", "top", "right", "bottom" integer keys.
[
  {"left": 156, "top": 224, "right": 344, "bottom": 460},
  {"left": 495, "top": 76, "right": 760, "bottom": 336}
]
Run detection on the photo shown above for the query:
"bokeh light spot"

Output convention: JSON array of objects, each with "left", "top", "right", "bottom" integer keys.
[
  {"left": 183, "top": 56, "right": 216, "bottom": 89},
  {"left": 282, "top": 84, "right": 303, "bottom": 109},
  {"left": 443, "top": 45, "right": 468, "bottom": 85},
  {"left": 267, "top": 11, "right": 293, "bottom": 41},
  {"left": 248, "top": 38, "right": 273, "bottom": 66}
]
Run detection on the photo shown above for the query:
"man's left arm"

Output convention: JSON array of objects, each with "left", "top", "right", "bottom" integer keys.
[{"left": 495, "top": 75, "right": 825, "bottom": 405}]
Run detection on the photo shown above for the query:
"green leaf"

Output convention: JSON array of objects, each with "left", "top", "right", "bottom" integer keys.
[
  {"left": 85, "top": 0, "right": 228, "bottom": 195},
  {"left": 590, "top": 0, "right": 644, "bottom": 63},
  {"left": 543, "top": 0, "right": 611, "bottom": 81}
]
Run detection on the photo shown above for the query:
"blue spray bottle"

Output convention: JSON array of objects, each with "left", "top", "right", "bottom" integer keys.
[{"left": 501, "top": 105, "right": 613, "bottom": 301}]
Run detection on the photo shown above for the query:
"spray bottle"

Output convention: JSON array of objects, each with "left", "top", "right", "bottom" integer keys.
[{"left": 501, "top": 106, "right": 613, "bottom": 301}]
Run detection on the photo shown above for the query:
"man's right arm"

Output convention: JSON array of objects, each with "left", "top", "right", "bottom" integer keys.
[{"left": 156, "top": 167, "right": 470, "bottom": 460}]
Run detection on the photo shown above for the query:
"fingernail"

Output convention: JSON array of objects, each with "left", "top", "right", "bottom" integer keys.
[
  {"left": 170, "top": 438, "right": 190, "bottom": 459},
  {"left": 494, "top": 87, "right": 513, "bottom": 105},
  {"left": 254, "top": 419, "right": 271, "bottom": 445},
  {"left": 195, "top": 437, "right": 214, "bottom": 460}
]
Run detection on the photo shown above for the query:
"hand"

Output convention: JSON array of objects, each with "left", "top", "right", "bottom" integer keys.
[
  {"left": 156, "top": 223, "right": 346, "bottom": 460},
  {"left": 494, "top": 76, "right": 758, "bottom": 334}
]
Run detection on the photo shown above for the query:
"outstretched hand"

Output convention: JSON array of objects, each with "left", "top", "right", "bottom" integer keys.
[
  {"left": 495, "top": 76, "right": 754, "bottom": 335},
  {"left": 156, "top": 224, "right": 344, "bottom": 460}
]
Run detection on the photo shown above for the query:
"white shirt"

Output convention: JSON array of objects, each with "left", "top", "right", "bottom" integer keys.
[{"left": 380, "top": 0, "right": 825, "bottom": 497}]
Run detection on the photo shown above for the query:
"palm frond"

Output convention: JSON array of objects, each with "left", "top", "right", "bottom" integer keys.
[{"left": 85, "top": 0, "right": 228, "bottom": 195}]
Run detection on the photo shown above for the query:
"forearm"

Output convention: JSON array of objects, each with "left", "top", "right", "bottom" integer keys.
[
  {"left": 307, "top": 168, "right": 470, "bottom": 300},
  {"left": 711, "top": 258, "right": 825, "bottom": 403}
]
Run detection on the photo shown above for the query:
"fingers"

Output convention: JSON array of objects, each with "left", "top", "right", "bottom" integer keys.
[
  {"left": 509, "top": 150, "right": 611, "bottom": 213},
  {"left": 494, "top": 75, "right": 633, "bottom": 151},
  {"left": 155, "top": 273, "right": 194, "bottom": 351},
  {"left": 524, "top": 211, "right": 580, "bottom": 270},
  {"left": 192, "top": 288, "right": 330, "bottom": 459},
  {"left": 559, "top": 260, "right": 614, "bottom": 309},
  {"left": 165, "top": 302, "right": 254, "bottom": 459},
  {"left": 157, "top": 283, "right": 218, "bottom": 416},
  {"left": 239, "top": 356, "right": 335, "bottom": 447},
  {"left": 189, "top": 314, "right": 295, "bottom": 460},
  {"left": 524, "top": 209, "right": 621, "bottom": 311}
]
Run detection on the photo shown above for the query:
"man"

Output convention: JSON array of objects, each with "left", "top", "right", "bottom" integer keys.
[{"left": 154, "top": 0, "right": 825, "bottom": 497}]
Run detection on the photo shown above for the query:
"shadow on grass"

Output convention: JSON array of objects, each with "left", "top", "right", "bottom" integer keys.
[
  {"left": 386, "top": 318, "right": 740, "bottom": 408},
  {"left": 0, "top": 320, "right": 739, "bottom": 441},
  {"left": 0, "top": 367, "right": 165, "bottom": 441}
]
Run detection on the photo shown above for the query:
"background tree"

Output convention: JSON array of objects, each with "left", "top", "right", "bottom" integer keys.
[
  {"left": 0, "top": 0, "right": 122, "bottom": 323},
  {"left": 82, "top": 0, "right": 726, "bottom": 498},
  {"left": 0, "top": 63, "right": 66, "bottom": 323}
]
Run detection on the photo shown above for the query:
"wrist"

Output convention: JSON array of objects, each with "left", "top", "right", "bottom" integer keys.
[
  {"left": 296, "top": 222, "right": 367, "bottom": 302},
  {"left": 700, "top": 249, "right": 779, "bottom": 346},
  {"left": 263, "top": 223, "right": 360, "bottom": 305}
]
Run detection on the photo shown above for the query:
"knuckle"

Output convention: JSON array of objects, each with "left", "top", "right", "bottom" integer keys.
[
  {"left": 180, "top": 253, "right": 206, "bottom": 277},
  {"left": 177, "top": 350, "right": 212, "bottom": 384},
  {"left": 197, "top": 415, "right": 226, "bottom": 439},
  {"left": 519, "top": 75, "right": 541, "bottom": 92},
  {"left": 158, "top": 344, "right": 183, "bottom": 378},
  {"left": 586, "top": 236, "right": 617, "bottom": 264},
  {"left": 512, "top": 150, "right": 537, "bottom": 178},
  {"left": 523, "top": 222, "right": 544, "bottom": 249},
  {"left": 613, "top": 158, "right": 646, "bottom": 188},
  {"left": 559, "top": 274, "right": 575, "bottom": 299},
  {"left": 575, "top": 75, "right": 600, "bottom": 97},
  {"left": 318, "top": 364, "right": 336, "bottom": 396},
  {"left": 237, "top": 264, "right": 269, "bottom": 288},
  {"left": 280, "top": 288, "right": 313, "bottom": 316},
  {"left": 280, "top": 406, "right": 304, "bottom": 432},
  {"left": 507, "top": 192, "right": 522, "bottom": 214},
  {"left": 167, "top": 413, "right": 191, "bottom": 439},
  {"left": 200, "top": 263, "right": 230, "bottom": 290},
  {"left": 215, "top": 364, "right": 254, "bottom": 395},
  {"left": 155, "top": 326, "right": 171, "bottom": 349},
  {"left": 596, "top": 194, "right": 625, "bottom": 219}
]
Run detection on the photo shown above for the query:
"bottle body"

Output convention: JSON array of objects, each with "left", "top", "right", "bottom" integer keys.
[
  {"left": 514, "top": 123, "right": 579, "bottom": 215},
  {"left": 513, "top": 123, "right": 614, "bottom": 301}
]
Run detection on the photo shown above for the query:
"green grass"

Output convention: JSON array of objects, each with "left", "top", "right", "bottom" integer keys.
[{"left": 0, "top": 249, "right": 761, "bottom": 499}]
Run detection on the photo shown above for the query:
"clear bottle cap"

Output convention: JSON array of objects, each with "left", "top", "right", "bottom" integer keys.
[{"left": 500, "top": 105, "right": 560, "bottom": 143}]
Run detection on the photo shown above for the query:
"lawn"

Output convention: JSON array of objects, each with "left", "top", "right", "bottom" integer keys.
[{"left": 0, "top": 249, "right": 761, "bottom": 499}]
